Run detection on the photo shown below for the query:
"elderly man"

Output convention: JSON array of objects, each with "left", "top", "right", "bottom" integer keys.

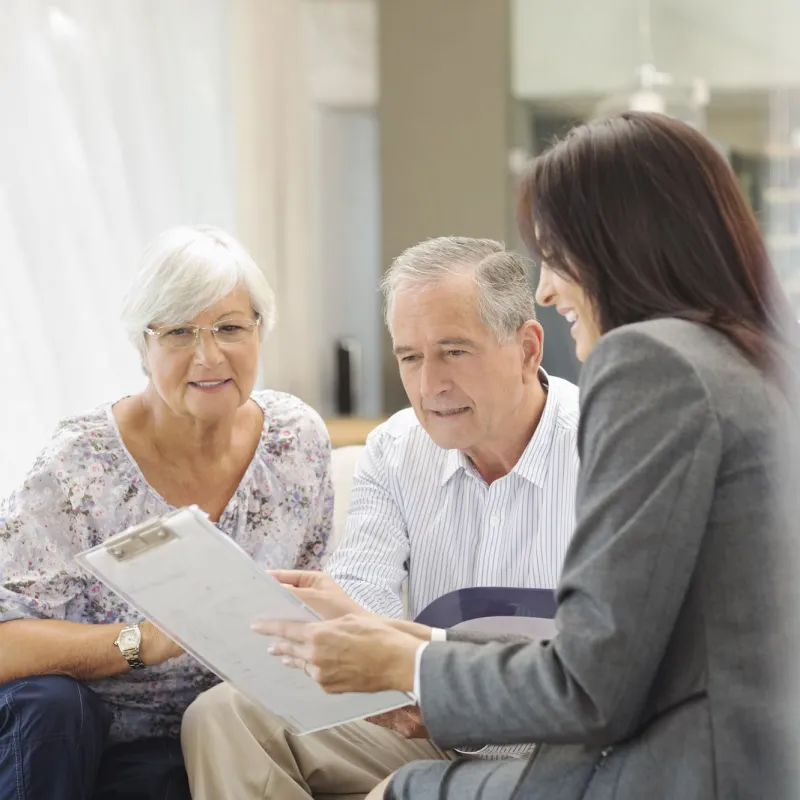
[{"left": 180, "top": 236, "right": 580, "bottom": 799}]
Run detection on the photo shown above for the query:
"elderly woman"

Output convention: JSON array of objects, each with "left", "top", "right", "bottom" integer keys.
[{"left": 0, "top": 225, "right": 333, "bottom": 799}]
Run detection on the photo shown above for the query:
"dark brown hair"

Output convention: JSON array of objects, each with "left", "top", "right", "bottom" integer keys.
[{"left": 518, "top": 111, "right": 796, "bottom": 371}]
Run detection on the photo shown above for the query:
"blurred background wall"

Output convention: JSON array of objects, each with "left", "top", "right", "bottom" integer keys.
[{"left": 2, "top": 0, "right": 800, "bottom": 494}]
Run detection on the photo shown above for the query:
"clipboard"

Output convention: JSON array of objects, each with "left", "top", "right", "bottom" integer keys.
[{"left": 75, "top": 505, "right": 414, "bottom": 735}]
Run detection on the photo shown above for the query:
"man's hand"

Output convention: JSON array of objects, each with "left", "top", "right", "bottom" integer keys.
[
  {"left": 138, "top": 620, "right": 184, "bottom": 665},
  {"left": 366, "top": 705, "right": 429, "bottom": 739},
  {"left": 269, "top": 570, "right": 367, "bottom": 620}
]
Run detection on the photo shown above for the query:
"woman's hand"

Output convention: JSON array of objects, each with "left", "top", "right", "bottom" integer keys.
[
  {"left": 139, "top": 620, "right": 184, "bottom": 665},
  {"left": 269, "top": 570, "right": 367, "bottom": 620},
  {"left": 252, "top": 614, "right": 421, "bottom": 694}
]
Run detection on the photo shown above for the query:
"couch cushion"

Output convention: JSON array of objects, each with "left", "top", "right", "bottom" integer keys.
[{"left": 326, "top": 445, "right": 365, "bottom": 560}]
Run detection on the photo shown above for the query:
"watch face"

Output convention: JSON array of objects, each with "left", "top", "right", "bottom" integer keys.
[{"left": 118, "top": 627, "right": 141, "bottom": 650}]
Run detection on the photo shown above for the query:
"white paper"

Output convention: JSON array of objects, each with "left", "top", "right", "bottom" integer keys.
[{"left": 76, "top": 506, "right": 413, "bottom": 735}]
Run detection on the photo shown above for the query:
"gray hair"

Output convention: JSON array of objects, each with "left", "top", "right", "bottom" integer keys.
[
  {"left": 381, "top": 236, "right": 536, "bottom": 341},
  {"left": 121, "top": 225, "right": 276, "bottom": 360}
]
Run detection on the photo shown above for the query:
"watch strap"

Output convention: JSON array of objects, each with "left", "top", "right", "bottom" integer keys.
[{"left": 123, "top": 653, "right": 147, "bottom": 670}]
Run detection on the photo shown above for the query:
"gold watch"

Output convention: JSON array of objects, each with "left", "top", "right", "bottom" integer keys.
[{"left": 114, "top": 623, "right": 146, "bottom": 670}]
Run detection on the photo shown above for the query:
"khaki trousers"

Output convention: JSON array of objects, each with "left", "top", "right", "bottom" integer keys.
[{"left": 181, "top": 683, "right": 456, "bottom": 800}]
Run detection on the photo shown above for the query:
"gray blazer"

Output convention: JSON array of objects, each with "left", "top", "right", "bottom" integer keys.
[{"left": 407, "top": 319, "right": 798, "bottom": 800}]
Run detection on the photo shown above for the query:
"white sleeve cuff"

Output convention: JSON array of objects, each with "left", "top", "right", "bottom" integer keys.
[
  {"left": 413, "top": 641, "right": 429, "bottom": 701},
  {"left": 412, "top": 629, "right": 445, "bottom": 701},
  {"left": 430, "top": 627, "right": 447, "bottom": 642}
]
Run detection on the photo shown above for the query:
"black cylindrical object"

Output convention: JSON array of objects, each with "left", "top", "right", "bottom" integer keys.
[{"left": 334, "top": 338, "right": 361, "bottom": 416}]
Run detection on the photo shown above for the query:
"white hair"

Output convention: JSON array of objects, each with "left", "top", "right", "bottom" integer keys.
[
  {"left": 121, "top": 225, "right": 276, "bottom": 360},
  {"left": 381, "top": 236, "right": 536, "bottom": 341}
]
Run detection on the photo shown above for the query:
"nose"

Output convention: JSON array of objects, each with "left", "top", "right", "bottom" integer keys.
[
  {"left": 419, "top": 360, "right": 449, "bottom": 399},
  {"left": 194, "top": 329, "right": 225, "bottom": 367},
  {"left": 535, "top": 265, "right": 556, "bottom": 307}
]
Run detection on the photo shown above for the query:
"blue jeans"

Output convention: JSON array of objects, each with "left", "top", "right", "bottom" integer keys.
[{"left": 0, "top": 676, "right": 190, "bottom": 800}]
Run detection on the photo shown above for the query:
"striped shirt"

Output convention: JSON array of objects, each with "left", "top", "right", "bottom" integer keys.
[
  {"left": 327, "top": 370, "right": 580, "bottom": 620},
  {"left": 326, "top": 370, "right": 580, "bottom": 759}
]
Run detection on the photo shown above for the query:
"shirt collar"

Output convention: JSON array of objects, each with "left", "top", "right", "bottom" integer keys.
[
  {"left": 440, "top": 447, "right": 472, "bottom": 486},
  {"left": 439, "top": 368, "right": 560, "bottom": 488},
  {"left": 512, "top": 368, "right": 559, "bottom": 488}
]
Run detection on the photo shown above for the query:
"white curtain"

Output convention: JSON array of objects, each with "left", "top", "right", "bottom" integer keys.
[{"left": 0, "top": 0, "right": 235, "bottom": 496}]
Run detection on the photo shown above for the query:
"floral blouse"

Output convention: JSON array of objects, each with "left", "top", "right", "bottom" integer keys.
[{"left": 0, "top": 390, "right": 333, "bottom": 743}]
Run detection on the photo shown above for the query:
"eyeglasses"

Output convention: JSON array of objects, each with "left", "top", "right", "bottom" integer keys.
[{"left": 145, "top": 316, "right": 261, "bottom": 350}]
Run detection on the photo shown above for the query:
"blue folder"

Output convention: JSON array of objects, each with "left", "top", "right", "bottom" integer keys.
[{"left": 413, "top": 586, "right": 557, "bottom": 629}]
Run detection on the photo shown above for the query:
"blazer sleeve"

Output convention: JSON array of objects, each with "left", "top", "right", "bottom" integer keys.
[
  {"left": 446, "top": 629, "right": 534, "bottom": 646},
  {"left": 418, "top": 327, "right": 722, "bottom": 749}
]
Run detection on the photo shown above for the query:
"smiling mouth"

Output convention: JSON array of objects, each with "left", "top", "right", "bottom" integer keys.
[
  {"left": 189, "top": 379, "right": 232, "bottom": 391},
  {"left": 431, "top": 407, "right": 470, "bottom": 418}
]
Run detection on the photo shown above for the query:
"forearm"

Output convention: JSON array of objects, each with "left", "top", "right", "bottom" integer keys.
[
  {"left": 385, "top": 618, "right": 434, "bottom": 640},
  {"left": 0, "top": 619, "right": 164, "bottom": 683},
  {"left": 324, "top": 443, "right": 411, "bottom": 620},
  {"left": 328, "top": 574, "right": 407, "bottom": 618},
  {"left": 324, "top": 536, "right": 407, "bottom": 618}
]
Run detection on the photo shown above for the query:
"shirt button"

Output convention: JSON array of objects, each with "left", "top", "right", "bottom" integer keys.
[{"left": 490, "top": 516, "right": 500, "bottom": 527}]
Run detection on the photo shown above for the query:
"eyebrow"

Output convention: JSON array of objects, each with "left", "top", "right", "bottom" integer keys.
[
  {"left": 153, "top": 310, "right": 250, "bottom": 330},
  {"left": 437, "top": 337, "right": 478, "bottom": 348},
  {"left": 393, "top": 337, "right": 478, "bottom": 356},
  {"left": 213, "top": 310, "right": 250, "bottom": 322}
]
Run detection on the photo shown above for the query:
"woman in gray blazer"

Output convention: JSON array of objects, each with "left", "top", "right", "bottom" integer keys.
[{"left": 258, "top": 112, "right": 800, "bottom": 799}]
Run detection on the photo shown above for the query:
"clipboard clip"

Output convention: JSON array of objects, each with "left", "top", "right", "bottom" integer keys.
[{"left": 107, "top": 519, "right": 178, "bottom": 561}]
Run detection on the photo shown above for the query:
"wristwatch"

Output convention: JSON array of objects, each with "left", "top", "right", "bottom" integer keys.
[{"left": 114, "top": 623, "right": 147, "bottom": 670}]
